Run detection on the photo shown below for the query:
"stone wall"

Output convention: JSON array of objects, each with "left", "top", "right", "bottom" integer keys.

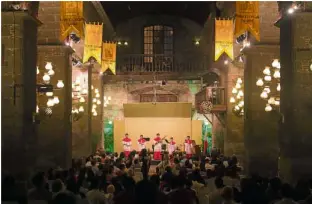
[
  {"left": 103, "top": 81, "right": 201, "bottom": 121},
  {"left": 1, "top": 11, "right": 38, "bottom": 175}
]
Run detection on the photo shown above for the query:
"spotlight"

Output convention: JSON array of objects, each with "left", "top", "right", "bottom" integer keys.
[
  {"left": 69, "top": 33, "right": 80, "bottom": 43},
  {"left": 288, "top": 8, "right": 294, "bottom": 14}
]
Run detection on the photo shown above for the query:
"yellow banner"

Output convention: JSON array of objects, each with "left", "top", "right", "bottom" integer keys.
[
  {"left": 235, "top": 1, "right": 260, "bottom": 41},
  {"left": 83, "top": 23, "right": 103, "bottom": 63},
  {"left": 215, "top": 19, "right": 234, "bottom": 61},
  {"left": 101, "top": 42, "right": 117, "bottom": 75},
  {"left": 60, "top": 1, "right": 84, "bottom": 41}
]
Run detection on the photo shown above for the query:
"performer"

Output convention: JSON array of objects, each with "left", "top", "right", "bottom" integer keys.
[
  {"left": 184, "top": 136, "right": 192, "bottom": 158},
  {"left": 153, "top": 133, "right": 162, "bottom": 160},
  {"left": 137, "top": 135, "right": 146, "bottom": 152},
  {"left": 122, "top": 133, "right": 131, "bottom": 157},
  {"left": 168, "top": 137, "right": 176, "bottom": 155}
]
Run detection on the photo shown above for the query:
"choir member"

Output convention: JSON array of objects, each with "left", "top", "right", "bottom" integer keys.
[
  {"left": 168, "top": 137, "right": 176, "bottom": 155},
  {"left": 153, "top": 133, "right": 162, "bottom": 160},
  {"left": 184, "top": 136, "right": 192, "bottom": 158},
  {"left": 137, "top": 135, "right": 146, "bottom": 152},
  {"left": 122, "top": 133, "right": 131, "bottom": 157}
]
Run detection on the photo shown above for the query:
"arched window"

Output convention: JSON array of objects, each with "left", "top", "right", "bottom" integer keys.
[{"left": 144, "top": 25, "right": 173, "bottom": 62}]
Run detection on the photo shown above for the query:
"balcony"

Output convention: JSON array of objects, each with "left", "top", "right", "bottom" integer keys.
[
  {"left": 102, "top": 54, "right": 210, "bottom": 82},
  {"left": 117, "top": 54, "right": 208, "bottom": 73},
  {"left": 195, "top": 86, "right": 226, "bottom": 113}
]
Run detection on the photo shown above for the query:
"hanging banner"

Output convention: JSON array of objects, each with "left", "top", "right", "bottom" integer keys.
[
  {"left": 234, "top": 1, "right": 260, "bottom": 41},
  {"left": 60, "top": 1, "right": 84, "bottom": 41},
  {"left": 101, "top": 42, "right": 117, "bottom": 75},
  {"left": 83, "top": 23, "right": 103, "bottom": 63},
  {"left": 215, "top": 19, "right": 234, "bottom": 61}
]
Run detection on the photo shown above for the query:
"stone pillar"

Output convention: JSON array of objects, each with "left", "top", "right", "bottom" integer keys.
[
  {"left": 225, "top": 62, "right": 244, "bottom": 164},
  {"left": 244, "top": 45, "right": 280, "bottom": 177},
  {"left": 1, "top": 11, "right": 39, "bottom": 175},
  {"left": 279, "top": 9, "right": 312, "bottom": 183},
  {"left": 91, "top": 71, "right": 103, "bottom": 152},
  {"left": 36, "top": 46, "right": 72, "bottom": 169}
]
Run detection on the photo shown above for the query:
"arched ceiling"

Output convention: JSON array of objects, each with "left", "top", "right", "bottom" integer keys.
[{"left": 101, "top": 2, "right": 214, "bottom": 27}]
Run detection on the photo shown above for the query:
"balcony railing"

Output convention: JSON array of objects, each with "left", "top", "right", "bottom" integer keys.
[
  {"left": 116, "top": 54, "right": 209, "bottom": 74},
  {"left": 195, "top": 86, "right": 226, "bottom": 113}
]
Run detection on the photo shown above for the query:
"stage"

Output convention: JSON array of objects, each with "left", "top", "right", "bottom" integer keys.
[{"left": 113, "top": 102, "right": 203, "bottom": 153}]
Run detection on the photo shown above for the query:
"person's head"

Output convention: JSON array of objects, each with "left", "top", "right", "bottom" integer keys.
[
  {"left": 107, "top": 184, "right": 115, "bottom": 194},
  {"left": 114, "top": 152, "right": 118, "bottom": 157},
  {"left": 222, "top": 186, "right": 234, "bottom": 201},
  {"left": 165, "top": 166, "right": 172, "bottom": 173},
  {"left": 156, "top": 133, "right": 160, "bottom": 137},
  {"left": 125, "top": 133, "right": 129, "bottom": 138},
  {"left": 135, "top": 180, "right": 158, "bottom": 204},
  {"left": 187, "top": 136, "right": 190, "bottom": 140},
  {"left": 140, "top": 135, "right": 143, "bottom": 139},
  {"left": 32, "top": 172, "right": 46, "bottom": 188},
  {"left": 170, "top": 137, "right": 173, "bottom": 141},
  {"left": 281, "top": 183, "right": 294, "bottom": 199},
  {"left": 134, "top": 159, "right": 139, "bottom": 165},
  {"left": 52, "top": 191, "right": 76, "bottom": 204},
  {"left": 89, "top": 178, "right": 99, "bottom": 190},
  {"left": 52, "top": 179, "right": 64, "bottom": 193},
  {"left": 215, "top": 177, "right": 224, "bottom": 189},
  {"left": 269, "top": 177, "right": 282, "bottom": 191}
]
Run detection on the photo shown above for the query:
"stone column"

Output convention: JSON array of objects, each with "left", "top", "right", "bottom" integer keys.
[
  {"left": 279, "top": 9, "right": 312, "bottom": 183},
  {"left": 244, "top": 45, "right": 280, "bottom": 177},
  {"left": 36, "top": 46, "right": 72, "bottom": 169},
  {"left": 91, "top": 71, "right": 104, "bottom": 152},
  {"left": 1, "top": 11, "right": 39, "bottom": 176}
]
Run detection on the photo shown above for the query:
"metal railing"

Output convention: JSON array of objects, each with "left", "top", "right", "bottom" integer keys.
[
  {"left": 195, "top": 87, "right": 226, "bottom": 112},
  {"left": 116, "top": 54, "right": 209, "bottom": 73}
]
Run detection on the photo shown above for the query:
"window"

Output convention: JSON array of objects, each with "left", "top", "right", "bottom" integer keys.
[{"left": 144, "top": 25, "right": 173, "bottom": 63}]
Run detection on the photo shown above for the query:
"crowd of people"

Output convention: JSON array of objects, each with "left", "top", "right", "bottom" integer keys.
[{"left": 2, "top": 149, "right": 312, "bottom": 204}]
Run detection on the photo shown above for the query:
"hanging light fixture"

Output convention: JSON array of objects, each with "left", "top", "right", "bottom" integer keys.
[
  {"left": 230, "top": 97, "right": 236, "bottom": 103},
  {"left": 93, "top": 98, "right": 97, "bottom": 103},
  {"left": 263, "top": 66, "right": 271, "bottom": 75},
  {"left": 232, "top": 88, "right": 238, "bottom": 94},
  {"left": 272, "top": 59, "right": 279, "bottom": 68},
  {"left": 96, "top": 93, "right": 100, "bottom": 98},
  {"left": 53, "top": 96, "right": 60, "bottom": 104},
  {"left": 260, "top": 91, "right": 268, "bottom": 99},
  {"left": 79, "top": 97, "right": 85, "bottom": 103},
  {"left": 237, "top": 78, "right": 243, "bottom": 84},
  {"left": 96, "top": 100, "right": 101, "bottom": 105},
  {"left": 265, "top": 104, "right": 272, "bottom": 112},
  {"left": 264, "top": 75, "right": 272, "bottom": 82},
  {"left": 47, "top": 98, "right": 55, "bottom": 107},
  {"left": 82, "top": 89, "right": 88, "bottom": 94},
  {"left": 46, "top": 92, "right": 53, "bottom": 97},
  {"left": 57, "top": 80, "right": 64, "bottom": 88},
  {"left": 108, "top": 96, "right": 111, "bottom": 100},
  {"left": 273, "top": 70, "right": 280, "bottom": 79},
  {"left": 75, "top": 77, "right": 81, "bottom": 85},
  {"left": 95, "top": 88, "right": 99, "bottom": 93},
  {"left": 78, "top": 106, "right": 84, "bottom": 112},
  {"left": 48, "top": 69, "right": 55, "bottom": 76},
  {"left": 43, "top": 73, "right": 50, "bottom": 83},
  {"left": 45, "top": 62, "right": 53, "bottom": 70},
  {"left": 92, "top": 104, "right": 97, "bottom": 109},
  {"left": 235, "top": 83, "right": 241, "bottom": 89},
  {"left": 256, "top": 78, "right": 264, "bottom": 86},
  {"left": 93, "top": 111, "right": 98, "bottom": 116},
  {"left": 277, "top": 83, "right": 281, "bottom": 91}
]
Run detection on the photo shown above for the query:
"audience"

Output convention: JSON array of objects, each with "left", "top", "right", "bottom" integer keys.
[{"left": 2, "top": 150, "right": 312, "bottom": 204}]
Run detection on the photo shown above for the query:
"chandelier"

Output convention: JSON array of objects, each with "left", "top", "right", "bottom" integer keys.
[
  {"left": 92, "top": 86, "right": 104, "bottom": 116},
  {"left": 71, "top": 76, "right": 87, "bottom": 121},
  {"left": 256, "top": 59, "right": 281, "bottom": 112},
  {"left": 36, "top": 62, "right": 64, "bottom": 117},
  {"left": 230, "top": 77, "right": 244, "bottom": 116}
]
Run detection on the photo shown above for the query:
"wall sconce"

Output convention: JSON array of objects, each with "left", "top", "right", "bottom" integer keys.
[
  {"left": 230, "top": 77, "right": 244, "bottom": 116},
  {"left": 256, "top": 59, "right": 281, "bottom": 112}
]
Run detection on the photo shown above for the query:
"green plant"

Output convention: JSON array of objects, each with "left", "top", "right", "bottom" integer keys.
[{"left": 104, "top": 121, "right": 114, "bottom": 152}]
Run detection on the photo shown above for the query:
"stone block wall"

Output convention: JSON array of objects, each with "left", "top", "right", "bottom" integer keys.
[
  {"left": 36, "top": 45, "right": 72, "bottom": 169},
  {"left": 103, "top": 81, "right": 201, "bottom": 121},
  {"left": 1, "top": 12, "right": 38, "bottom": 175},
  {"left": 279, "top": 11, "right": 312, "bottom": 183}
]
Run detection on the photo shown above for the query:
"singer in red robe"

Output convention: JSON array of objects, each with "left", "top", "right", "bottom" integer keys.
[
  {"left": 137, "top": 135, "right": 146, "bottom": 152},
  {"left": 184, "top": 136, "right": 192, "bottom": 159},
  {"left": 153, "top": 133, "right": 162, "bottom": 160},
  {"left": 122, "top": 133, "right": 132, "bottom": 157}
]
